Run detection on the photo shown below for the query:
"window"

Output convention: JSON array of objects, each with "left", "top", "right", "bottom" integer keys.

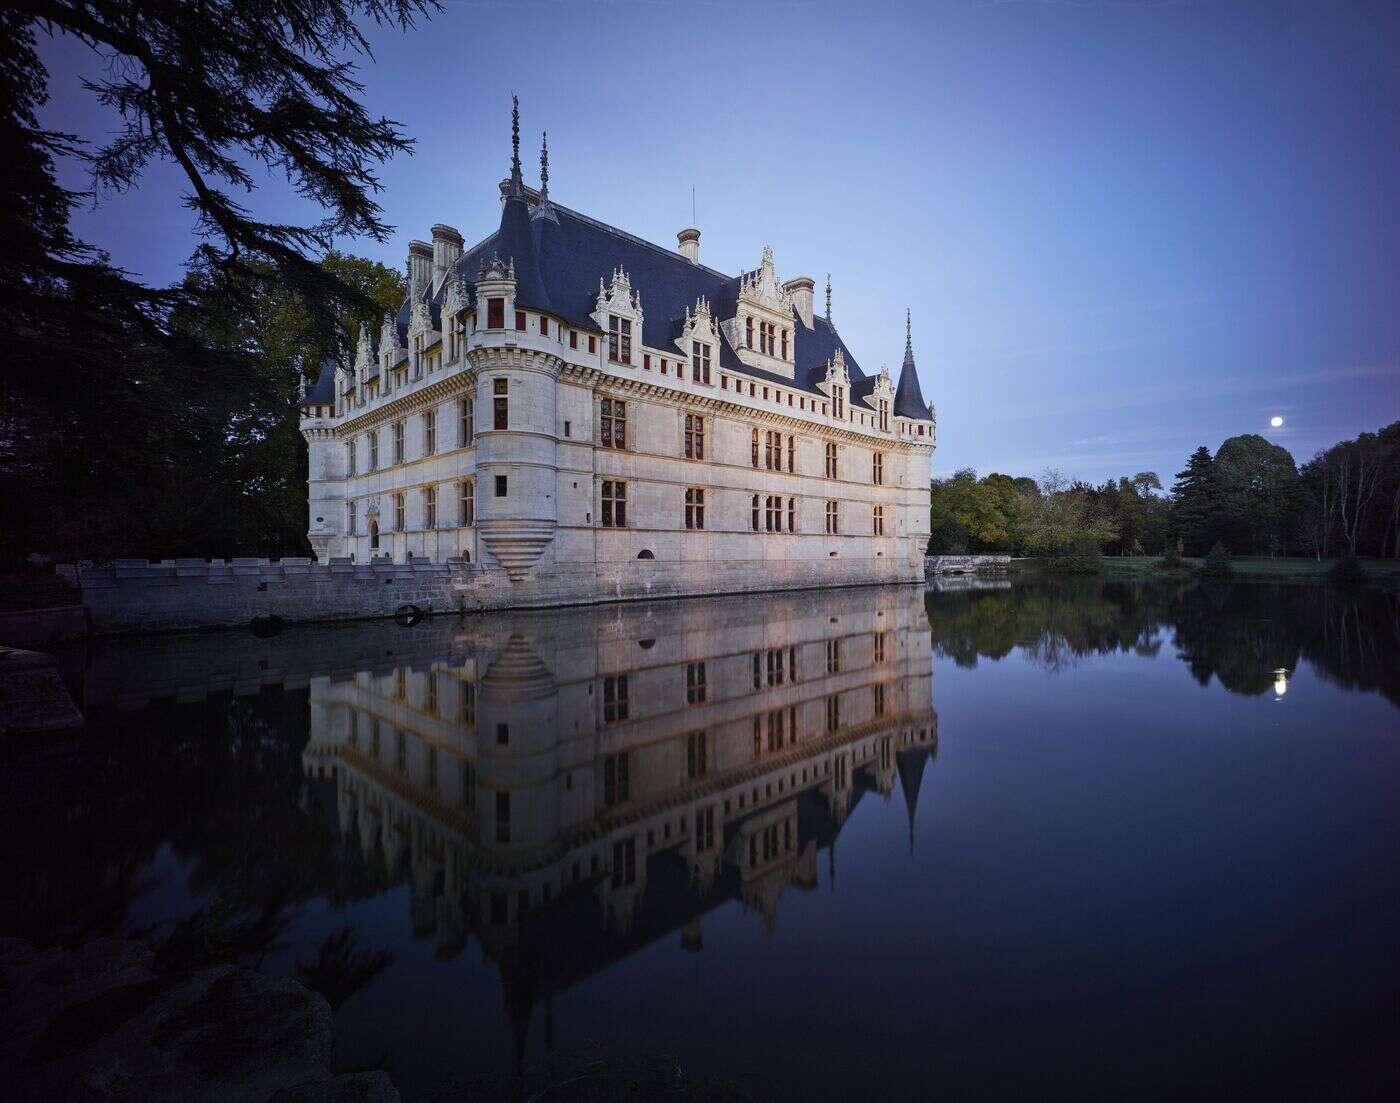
[
  {"left": 873, "top": 452, "right": 884, "bottom": 485},
  {"left": 644, "top": 354, "right": 651, "bottom": 371},
  {"left": 686, "top": 662, "right": 706, "bottom": 704},
  {"left": 825, "top": 442, "right": 838, "bottom": 479},
  {"left": 393, "top": 420, "right": 405, "bottom": 464},
  {"left": 348, "top": 500, "right": 357, "bottom": 536},
  {"left": 874, "top": 631, "right": 887, "bottom": 664},
  {"left": 497, "top": 722, "right": 509, "bottom": 745},
  {"left": 781, "top": 329, "right": 788, "bottom": 359},
  {"left": 684, "top": 414, "right": 704, "bottom": 459},
  {"left": 424, "top": 409, "right": 436, "bottom": 454},
  {"left": 569, "top": 330, "right": 578, "bottom": 350},
  {"left": 487, "top": 297, "right": 504, "bottom": 329},
  {"left": 878, "top": 398, "right": 889, "bottom": 432},
  {"left": 346, "top": 440, "right": 356, "bottom": 476},
  {"left": 608, "top": 315, "right": 632, "bottom": 363},
  {"left": 825, "top": 499, "right": 840, "bottom": 534},
  {"left": 873, "top": 504, "right": 885, "bottom": 536},
  {"left": 696, "top": 806, "right": 715, "bottom": 851},
  {"left": 765, "top": 495, "right": 781, "bottom": 532},
  {"left": 745, "top": 316, "right": 753, "bottom": 349},
  {"left": 687, "top": 732, "right": 708, "bottom": 779},
  {"left": 460, "top": 681, "right": 476, "bottom": 727},
  {"left": 425, "top": 485, "right": 437, "bottom": 528},
  {"left": 493, "top": 378, "right": 508, "bottom": 430},
  {"left": 495, "top": 791, "right": 510, "bottom": 844},
  {"left": 612, "top": 837, "right": 636, "bottom": 888},
  {"left": 514, "top": 309, "right": 526, "bottom": 331},
  {"left": 604, "top": 751, "right": 630, "bottom": 804},
  {"left": 827, "top": 694, "right": 841, "bottom": 733},
  {"left": 601, "top": 480, "right": 626, "bottom": 527},
  {"left": 833, "top": 386, "right": 845, "bottom": 420},
  {"left": 600, "top": 398, "right": 626, "bottom": 449},
  {"left": 368, "top": 431, "right": 378, "bottom": 471},
  {"left": 452, "top": 312, "right": 466, "bottom": 360},
  {"left": 788, "top": 496, "right": 797, "bottom": 532},
  {"left": 685, "top": 487, "right": 705, "bottom": 530},
  {"left": 826, "top": 639, "right": 841, "bottom": 674},
  {"left": 764, "top": 430, "right": 781, "bottom": 470},
  {"left": 787, "top": 435, "right": 795, "bottom": 472},
  {"left": 751, "top": 494, "right": 760, "bottom": 532},
  {"left": 588, "top": 334, "right": 597, "bottom": 354},
  {"left": 759, "top": 320, "right": 776, "bottom": 356},
  {"left": 875, "top": 683, "right": 886, "bottom": 717},
  {"left": 394, "top": 492, "right": 405, "bottom": 531},
  {"left": 460, "top": 479, "right": 474, "bottom": 525},
  {"left": 691, "top": 341, "right": 711, "bottom": 383},
  {"left": 751, "top": 427, "right": 760, "bottom": 468},
  {"left": 603, "top": 675, "right": 629, "bottom": 722},
  {"left": 459, "top": 397, "right": 473, "bottom": 446},
  {"left": 369, "top": 519, "right": 380, "bottom": 550},
  {"left": 495, "top": 475, "right": 507, "bottom": 497},
  {"left": 426, "top": 673, "right": 438, "bottom": 716},
  {"left": 539, "top": 314, "right": 548, "bottom": 336}
]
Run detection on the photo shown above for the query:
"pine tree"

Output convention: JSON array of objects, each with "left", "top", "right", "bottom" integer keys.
[{"left": 1171, "top": 446, "right": 1218, "bottom": 555}]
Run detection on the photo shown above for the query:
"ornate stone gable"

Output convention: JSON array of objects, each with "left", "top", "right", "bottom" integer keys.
[
  {"left": 822, "top": 346, "right": 851, "bottom": 391},
  {"left": 378, "top": 312, "right": 402, "bottom": 374},
  {"left": 675, "top": 295, "right": 719, "bottom": 357},
  {"left": 442, "top": 275, "right": 469, "bottom": 322},
  {"left": 721, "top": 245, "right": 797, "bottom": 379},
  {"left": 591, "top": 266, "right": 643, "bottom": 334},
  {"left": 352, "top": 322, "right": 375, "bottom": 386}
]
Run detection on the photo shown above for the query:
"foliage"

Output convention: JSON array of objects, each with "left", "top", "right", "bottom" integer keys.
[
  {"left": 1212, "top": 434, "right": 1300, "bottom": 555},
  {"left": 1, "top": 1, "right": 435, "bottom": 566},
  {"left": 1170, "top": 446, "right": 1219, "bottom": 555},
  {"left": 1202, "top": 541, "right": 1234, "bottom": 578},
  {"left": 1328, "top": 553, "right": 1367, "bottom": 585}
]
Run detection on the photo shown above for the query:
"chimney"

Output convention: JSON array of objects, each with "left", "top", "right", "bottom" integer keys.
[
  {"left": 784, "top": 275, "right": 815, "bottom": 328},
  {"left": 431, "top": 224, "right": 463, "bottom": 284},
  {"left": 407, "top": 240, "right": 432, "bottom": 294},
  {"left": 677, "top": 227, "right": 701, "bottom": 265}
]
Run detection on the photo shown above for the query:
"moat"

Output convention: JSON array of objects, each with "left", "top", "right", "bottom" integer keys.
[{"left": 4, "top": 579, "right": 1398, "bottom": 1101}]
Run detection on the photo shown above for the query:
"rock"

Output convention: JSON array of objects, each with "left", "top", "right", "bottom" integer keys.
[
  {"left": 270, "top": 1071, "right": 400, "bottom": 1102},
  {"left": 0, "top": 937, "right": 398, "bottom": 1103},
  {"left": 0, "top": 647, "right": 85, "bottom": 735}
]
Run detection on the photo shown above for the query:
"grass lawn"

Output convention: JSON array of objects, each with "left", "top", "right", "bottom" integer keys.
[{"left": 1098, "top": 555, "right": 1400, "bottom": 580}]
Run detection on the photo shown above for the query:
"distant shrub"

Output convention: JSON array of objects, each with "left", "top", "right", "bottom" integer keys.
[
  {"left": 1328, "top": 553, "right": 1367, "bottom": 585},
  {"left": 1047, "top": 536, "right": 1102, "bottom": 575},
  {"left": 1201, "top": 541, "right": 1234, "bottom": 578},
  {"left": 1159, "top": 540, "right": 1185, "bottom": 571}
]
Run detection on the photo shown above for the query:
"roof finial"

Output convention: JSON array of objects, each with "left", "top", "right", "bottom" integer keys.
[
  {"left": 539, "top": 130, "right": 549, "bottom": 198},
  {"left": 508, "top": 94, "right": 523, "bottom": 197},
  {"left": 825, "top": 274, "right": 835, "bottom": 332},
  {"left": 905, "top": 308, "right": 912, "bottom": 355}
]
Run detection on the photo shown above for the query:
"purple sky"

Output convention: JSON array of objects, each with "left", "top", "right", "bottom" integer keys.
[{"left": 37, "top": 0, "right": 1400, "bottom": 484}]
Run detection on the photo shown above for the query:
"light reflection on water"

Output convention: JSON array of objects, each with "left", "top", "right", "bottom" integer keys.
[{"left": 4, "top": 579, "right": 1398, "bottom": 1101}]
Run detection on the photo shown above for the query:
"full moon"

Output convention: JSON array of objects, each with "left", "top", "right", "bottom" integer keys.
[{"left": 1270, "top": 415, "right": 1284, "bottom": 428}]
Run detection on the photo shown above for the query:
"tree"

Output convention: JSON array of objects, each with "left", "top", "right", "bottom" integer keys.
[
  {"left": 1, "top": 1, "right": 439, "bottom": 564},
  {"left": 1213, "top": 434, "right": 1300, "bottom": 556},
  {"left": 1019, "top": 470, "right": 1119, "bottom": 558},
  {"left": 1171, "top": 446, "right": 1218, "bottom": 555}
]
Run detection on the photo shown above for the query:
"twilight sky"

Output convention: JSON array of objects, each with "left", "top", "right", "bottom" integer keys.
[{"left": 37, "top": 0, "right": 1400, "bottom": 483}]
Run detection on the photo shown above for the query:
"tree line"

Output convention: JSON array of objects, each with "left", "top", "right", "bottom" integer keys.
[{"left": 930, "top": 423, "right": 1400, "bottom": 560}]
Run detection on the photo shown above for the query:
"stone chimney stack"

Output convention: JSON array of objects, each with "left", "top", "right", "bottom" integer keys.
[
  {"left": 407, "top": 240, "right": 433, "bottom": 294},
  {"left": 677, "top": 227, "right": 701, "bottom": 265},
  {"left": 784, "top": 276, "right": 815, "bottom": 328},
  {"left": 431, "top": 224, "right": 463, "bottom": 285}
]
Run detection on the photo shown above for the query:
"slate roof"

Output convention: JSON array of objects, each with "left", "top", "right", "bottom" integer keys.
[
  {"left": 302, "top": 353, "right": 337, "bottom": 404},
  {"left": 894, "top": 331, "right": 929, "bottom": 419},
  {"left": 393, "top": 190, "right": 908, "bottom": 406}
]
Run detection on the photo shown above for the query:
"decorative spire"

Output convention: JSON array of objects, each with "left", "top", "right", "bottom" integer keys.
[
  {"left": 540, "top": 131, "right": 549, "bottom": 197},
  {"left": 825, "top": 274, "right": 833, "bottom": 329},
  {"left": 507, "top": 94, "right": 523, "bottom": 197},
  {"left": 905, "top": 308, "right": 912, "bottom": 358}
]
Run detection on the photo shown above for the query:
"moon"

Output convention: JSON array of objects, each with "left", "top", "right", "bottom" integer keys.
[{"left": 1270, "top": 415, "right": 1284, "bottom": 428}]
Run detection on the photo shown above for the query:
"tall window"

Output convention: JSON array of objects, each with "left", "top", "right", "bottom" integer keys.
[
  {"left": 875, "top": 683, "right": 886, "bottom": 717},
  {"left": 765, "top": 495, "right": 781, "bottom": 532},
  {"left": 600, "top": 398, "right": 626, "bottom": 449},
  {"left": 424, "top": 409, "right": 436, "bottom": 455},
  {"left": 393, "top": 420, "right": 405, "bottom": 464},
  {"left": 751, "top": 494, "right": 760, "bottom": 532},
  {"left": 691, "top": 340, "right": 711, "bottom": 383},
  {"left": 684, "top": 414, "right": 704, "bottom": 459},
  {"left": 369, "top": 519, "right": 380, "bottom": 549},
  {"left": 826, "top": 639, "right": 841, "bottom": 674},
  {"left": 745, "top": 316, "right": 753, "bottom": 349},
  {"left": 685, "top": 488, "right": 705, "bottom": 530},
  {"left": 368, "top": 431, "right": 379, "bottom": 471},
  {"left": 874, "top": 631, "right": 887, "bottom": 664},
  {"left": 424, "top": 485, "right": 437, "bottom": 528},
  {"left": 687, "top": 731, "right": 708, "bottom": 779},
  {"left": 459, "top": 397, "right": 473, "bottom": 446},
  {"left": 824, "top": 442, "right": 837, "bottom": 479},
  {"left": 696, "top": 806, "right": 716, "bottom": 851},
  {"left": 495, "top": 475, "right": 507, "bottom": 497},
  {"left": 878, "top": 398, "right": 889, "bottom": 432},
  {"left": 686, "top": 662, "right": 706, "bottom": 704},
  {"left": 514, "top": 309, "right": 526, "bottom": 331},
  {"left": 493, "top": 378, "right": 509, "bottom": 430},
  {"left": 832, "top": 386, "right": 845, "bottom": 420},
  {"left": 486, "top": 297, "right": 504, "bottom": 329},
  {"left": 603, "top": 676, "right": 629, "bottom": 723},
  {"left": 788, "top": 496, "right": 796, "bottom": 532},
  {"left": 781, "top": 329, "right": 788, "bottom": 359},
  {"left": 394, "top": 492, "right": 405, "bottom": 532},
  {"left": 751, "top": 427, "right": 760, "bottom": 468},
  {"left": 825, "top": 499, "right": 840, "bottom": 534},
  {"left": 601, "top": 480, "right": 627, "bottom": 527},
  {"left": 451, "top": 312, "right": 466, "bottom": 359},
  {"left": 608, "top": 315, "right": 632, "bottom": 363},
  {"left": 460, "top": 479, "right": 474, "bottom": 525},
  {"left": 346, "top": 440, "right": 356, "bottom": 476},
  {"left": 612, "top": 837, "right": 636, "bottom": 887},
  {"left": 604, "top": 750, "right": 630, "bottom": 805},
  {"left": 759, "top": 321, "right": 776, "bottom": 355},
  {"left": 764, "top": 430, "right": 782, "bottom": 470},
  {"left": 872, "top": 452, "right": 884, "bottom": 485},
  {"left": 787, "top": 435, "right": 795, "bottom": 472},
  {"left": 460, "top": 682, "right": 477, "bottom": 728},
  {"left": 873, "top": 504, "right": 885, "bottom": 536},
  {"left": 827, "top": 694, "right": 841, "bottom": 733},
  {"left": 348, "top": 500, "right": 356, "bottom": 536}
]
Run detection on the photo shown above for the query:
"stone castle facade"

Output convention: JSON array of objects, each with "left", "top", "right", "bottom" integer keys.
[{"left": 299, "top": 103, "right": 936, "bottom": 606}]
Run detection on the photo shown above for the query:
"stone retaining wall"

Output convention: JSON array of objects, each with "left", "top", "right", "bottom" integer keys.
[
  {"left": 924, "top": 554, "right": 1011, "bottom": 577},
  {"left": 74, "top": 553, "right": 922, "bottom": 636}
]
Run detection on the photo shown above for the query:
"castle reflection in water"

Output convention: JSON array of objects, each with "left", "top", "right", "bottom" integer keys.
[{"left": 296, "top": 586, "right": 935, "bottom": 1039}]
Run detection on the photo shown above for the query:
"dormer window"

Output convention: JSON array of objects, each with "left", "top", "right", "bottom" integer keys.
[
  {"left": 608, "top": 315, "right": 632, "bottom": 364},
  {"left": 878, "top": 398, "right": 889, "bottom": 432},
  {"left": 487, "top": 298, "right": 504, "bottom": 328},
  {"left": 832, "top": 386, "right": 845, "bottom": 420},
  {"left": 691, "top": 341, "right": 711, "bottom": 384}
]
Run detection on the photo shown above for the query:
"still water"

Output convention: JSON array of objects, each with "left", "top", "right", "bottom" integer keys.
[{"left": 5, "top": 579, "right": 1398, "bottom": 1100}]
